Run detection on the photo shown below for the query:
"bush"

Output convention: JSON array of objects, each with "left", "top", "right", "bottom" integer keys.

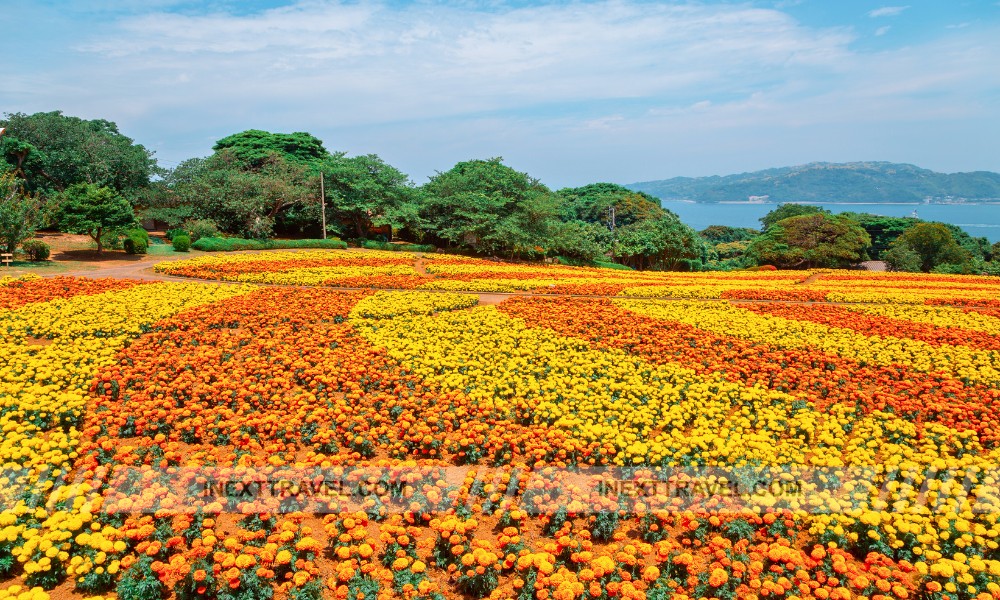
[
  {"left": 123, "top": 228, "right": 149, "bottom": 255},
  {"left": 172, "top": 234, "right": 192, "bottom": 252},
  {"left": 164, "top": 228, "right": 186, "bottom": 241},
  {"left": 183, "top": 218, "right": 220, "bottom": 242},
  {"left": 99, "top": 230, "right": 124, "bottom": 250},
  {"left": 361, "top": 240, "right": 435, "bottom": 252},
  {"left": 20, "top": 240, "right": 50, "bottom": 261},
  {"left": 191, "top": 237, "right": 348, "bottom": 252}
]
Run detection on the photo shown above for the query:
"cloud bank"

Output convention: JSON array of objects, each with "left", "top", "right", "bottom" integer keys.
[{"left": 2, "top": 0, "right": 998, "bottom": 186}]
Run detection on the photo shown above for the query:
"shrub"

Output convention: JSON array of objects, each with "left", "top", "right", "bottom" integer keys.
[
  {"left": 164, "top": 228, "right": 186, "bottom": 241},
  {"left": 172, "top": 234, "right": 192, "bottom": 252},
  {"left": 361, "top": 240, "right": 435, "bottom": 252},
  {"left": 183, "top": 218, "right": 220, "bottom": 242},
  {"left": 123, "top": 228, "right": 149, "bottom": 255},
  {"left": 99, "top": 230, "right": 123, "bottom": 250},
  {"left": 20, "top": 240, "right": 50, "bottom": 261},
  {"left": 191, "top": 238, "right": 348, "bottom": 252}
]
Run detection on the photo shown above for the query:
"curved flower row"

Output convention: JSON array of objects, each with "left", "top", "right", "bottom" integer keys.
[{"left": 616, "top": 299, "right": 1000, "bottom": 386}]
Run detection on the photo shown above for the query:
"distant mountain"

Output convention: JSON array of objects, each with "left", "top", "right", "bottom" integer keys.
[{"left": 626, "top": 162, "right": 1000, "bottom": 204}]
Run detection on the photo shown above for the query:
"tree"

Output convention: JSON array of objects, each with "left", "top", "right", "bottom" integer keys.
[
  {"left": 163, "top": 150, "right": 316, "bottom": 239},
  {"left": 324, "top": 154, "right": 421, "bottom": 239},
  {"left": 747, "top": 213, "right": 871, "bottom": 269},
  {"left": 558, "top": 183, "right": 664, "bottom": 227},
  {"left": 891, "top": 222, "right": 970, "bottom": 272},
  {"left": 699, "top": 225, "right": 759, "bottom": 244},
  {"left": 0, "top": 111, "right": 157, "bottom": 200},
  {"left": 839, "top": 213, "right": 918, "bottom": 259},
  {"left": 992, "top": 241, "right": 1000, "bottom": 262},
  {"left": 0, "top": 173, "right": 47, "bottom": 253},
  {"left": 760, "top": 204, "right": 828, "bottom": 230},
  {"left": 58, "top": 184, "right": 136, "bottom": 253},
  {"left": 883, "top": 242, "right": 922, "bottom": 272},
  {"left": 616, "top": 215, "right": 703, "bottom": 270},
  {"left": 420, "top": 158, "right": 562, "bottom": 257}
]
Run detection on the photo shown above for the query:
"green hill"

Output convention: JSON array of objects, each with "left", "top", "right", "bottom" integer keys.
[{"left": 627, "top": 162, "right": 1000, "bottom": 203}]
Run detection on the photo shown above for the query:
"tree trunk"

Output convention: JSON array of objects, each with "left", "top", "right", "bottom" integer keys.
[
  {"left": 95, "top": 228, "right": 103, "bottom": 253},
  {"left": 355, "top": 218, "right": 366, "bottom": 239}
]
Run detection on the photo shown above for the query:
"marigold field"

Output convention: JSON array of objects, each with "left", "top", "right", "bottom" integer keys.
[{"left": 4, "top": 252, "right": 1000, "bottom": 600}]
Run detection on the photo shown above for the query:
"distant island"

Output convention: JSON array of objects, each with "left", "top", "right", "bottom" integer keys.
[{"left": 626, "top": 162, "right": 1000, "bottom": 204}]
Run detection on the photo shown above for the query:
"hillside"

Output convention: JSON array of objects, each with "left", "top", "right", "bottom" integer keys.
[{"left": 627, "top": 161, "right": 1000, "bottom": 203}]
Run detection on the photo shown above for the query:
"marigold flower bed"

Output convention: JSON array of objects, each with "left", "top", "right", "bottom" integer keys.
[{"left": 2, "top": 271, "right": 1000, "bottom": 600}]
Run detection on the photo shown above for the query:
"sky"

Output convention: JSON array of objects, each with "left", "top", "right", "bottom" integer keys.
[{"left": 2, "top": 0, "right": 999, "bottom": 188}]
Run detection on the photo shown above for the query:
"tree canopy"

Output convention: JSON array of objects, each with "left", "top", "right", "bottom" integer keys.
[
  {"left": 748, "top": 213, "right": 870, "bottom": 269},
  {"left": 0, "top": 111, "right": 157, "bottom": 201},
  {"left": 760, "top": 204, "right": 829, "bottom": 230},
  {"left": 889, "top": 222, "right": 971, "bottom": 272},
  {"left": 212, "top": 130, "right": 330, "bottom": 169},
  {"left": 58, "top": 184, "right": 136, "bottom": 252}
]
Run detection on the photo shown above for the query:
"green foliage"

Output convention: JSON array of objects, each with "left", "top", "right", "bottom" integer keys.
[
  {"left": 699, "top": 225, "right": 759, "bottom": 243},
  {"left": 163, "top": 151, "right": 315, "bottom": 239},
  {"left": 191, "top": 237, "right": 347, "bottom": 252},
  {"left": 714, "top": 240, "right": 750, "bottom": 259},
  {"left": 58, "top": 183, "right": 136, "bottom": 252},
  {"left": 361, "top": 240, "right": 435, "bottom": 252},
  {"left": 931, "top": 262, "right": 978, "bottom": 275},
  {"left": 165, "top": 228, "right": 186, "bottom": 241},
  {"left": 20, "top": 239, "right": 50, "bottom": 261},
  {"left": 993, "top": 241, "right": 1000, "bottom": 261},
  {"left": 0, "top": 111, "right": 157, "bottom": 200},
  {"left": 883, "top": 242, "right": 922, "bottom": 272},
  {"left": 760, "top": 204, "right": 829, "bottom": 230},
  {"left": 0, "top": 172, "right": 47, "bottom": 253},
  {"left": 839, "top": 212, "right": 918, "bottom": 259},
  {"left": 615, "top": 215, "right": 703, "bottom": 270},
  {"left": 324, "top": 154, "right": 422, "bottom": 239},
  {"left": 213, "top": 129, "right": 329, "bottom": 168},
  {"left": 421, "top": 158, "right": 563, "bottom": 258},
  {"left": 184, "top": 218, "right": 220, "bottom": 241},
  {"left": 123, "top": 228, "right": 149, "bottom": 255},
  {"left": 748, "top": 213, "right": 871, "bottom": 269},
  {"left": 172, "top": 234, "right": 192, "bottom": 252},
  {"left": 892, "top": 222, "right": 971, "bottom": 272},
  {"left": 116, "top": 555, "right": 165, "bottom": 600},
  {"left": 558, "top": 182, "right": 664, "bottom": 227}
]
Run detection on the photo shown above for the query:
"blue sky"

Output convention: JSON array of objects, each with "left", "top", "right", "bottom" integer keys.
[{"left": 3, "top": 0, "right": 999, "bottom": 187}]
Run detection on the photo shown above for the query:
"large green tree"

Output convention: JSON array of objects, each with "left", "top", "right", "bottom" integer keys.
[
  {"left": 0, "top": 111, "right": 157, "bottom": 200},
  {"left": 889, "top": 222, "right": 970, "bottom": 272},
  {"left": 839, "top": 213, "right": 918, "bottom": 259},
  {"left": 748, "top": 213, "right": 871, "bottom": 269},
  {"left": 420, "top": 158, "right": 562, "bottom": 257},
  {"left": 164, "top": 151, "right": 315, "bottom": 239},
  {"left": 58, "top": 184, "right": 136, "bottom": 253},
  {"left": 323, "top": 154, "right": 421, "bottom": 239}
]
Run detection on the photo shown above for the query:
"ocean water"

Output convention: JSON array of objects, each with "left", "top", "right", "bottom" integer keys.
[{"left": 663, "top": 201, "right": 1000, "bottom": 243}]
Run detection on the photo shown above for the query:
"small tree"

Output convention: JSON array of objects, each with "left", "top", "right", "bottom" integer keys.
[
  {"left": 58, "top": 183, "right": 136, "bottom": 253},
  {"left": 0, "top": 172, "right": 46, "bottom": 253}
]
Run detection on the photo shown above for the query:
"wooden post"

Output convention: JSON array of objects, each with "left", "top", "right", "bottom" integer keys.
[{"left": 320, "top": 174, "right": 327, "bottom": 240}]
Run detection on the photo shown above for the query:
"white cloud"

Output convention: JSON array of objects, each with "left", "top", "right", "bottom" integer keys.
[
  {"left": 875, "top": 25, "right": 892, "bottom": 36},
  {"left": 4, "top": 0, "right": 999, "bottom": 184},
  {"left": 868, "top": 6, "right": 910, "bottom": 18}
]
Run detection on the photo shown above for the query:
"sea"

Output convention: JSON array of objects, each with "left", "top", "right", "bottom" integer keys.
[{"left": 662, "top": 201, "right": 1000, "bottom": 243}]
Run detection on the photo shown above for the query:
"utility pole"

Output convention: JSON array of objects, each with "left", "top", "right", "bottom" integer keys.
[{"left": 319, "top": 173, "right": 327, "bottom": 240}]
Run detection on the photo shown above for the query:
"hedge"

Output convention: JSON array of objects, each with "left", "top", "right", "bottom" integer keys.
[
  {"left": 361, "top": 240, "right": 436, "bottom": 252},
  {"left": 190, "top": 238, "right": 348, "bottom": 252}
]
